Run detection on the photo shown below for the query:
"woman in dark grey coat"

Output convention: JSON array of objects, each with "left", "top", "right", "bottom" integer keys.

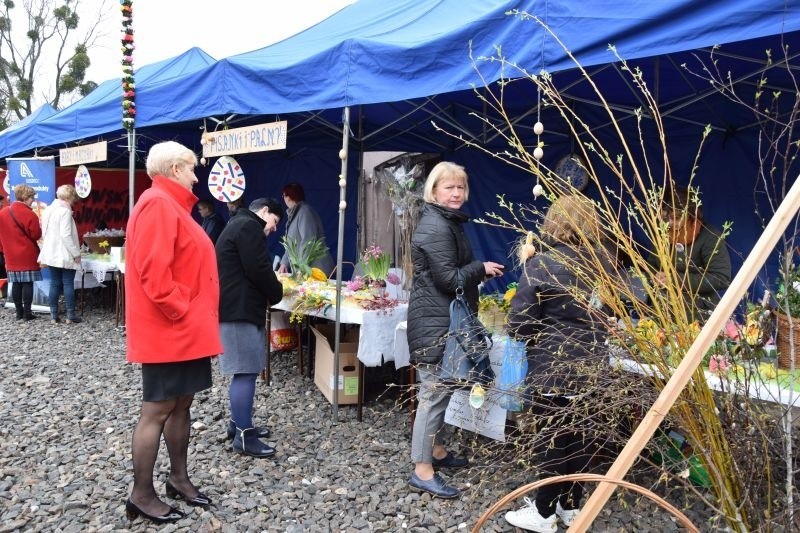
[
  {"left": 406, "top": 162, "right": 505, "bottom": 499},
  {"left": 505, "top": 195, "right": 615, "bottom": 532},
  {"left": 217, "top": 198, "right": 284, "bottom": 458}
]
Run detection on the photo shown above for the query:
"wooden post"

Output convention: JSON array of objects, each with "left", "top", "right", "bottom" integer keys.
[{"left": 571, "top": 173, "right": 800, "bottom": 531}]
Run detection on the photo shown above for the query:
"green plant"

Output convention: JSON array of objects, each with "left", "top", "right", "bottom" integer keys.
[
  {"left": 282, "top": 236, "right": 327, "bottom": 279},
  {"left": 359, "top": 244, "right": 390, "bottom": 283}
]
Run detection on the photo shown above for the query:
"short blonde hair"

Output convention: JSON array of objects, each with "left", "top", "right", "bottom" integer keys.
[
  {"left": 56, "top": 184, "right": 77, "bottom": 202},
  {"left": 145, "top": 141, "right": 197, "bottom": 179},
  {"left": 540, "top": 195, "right": 602, "bottom": 246},
  {"left": 423, "top": 161, "right": 469, "bottom": 203},
  {"left": 13, "top": 184, "right": 36, "bottom": 202}
]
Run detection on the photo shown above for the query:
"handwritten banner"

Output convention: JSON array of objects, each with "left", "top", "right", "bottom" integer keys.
[
  {"left": 59, "top": 141, "right": 108, "bottom": 166},
  {"left": 202, "top": 120, "right": 287, "bottom": 157}
]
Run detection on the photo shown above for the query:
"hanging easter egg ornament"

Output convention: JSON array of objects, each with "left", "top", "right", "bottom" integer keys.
[
  {"left": 208, "top": 155, "right": 246, "bottom": 202},
  {"left": 533, "top": 121, "right": 544, "bottom": 135},
  {"left": 533, "top": 146, "right": 544, "bottom": 160},
  {"left": 532, "top": 183, "right": 544, "bottom": 198},
  {"left": 74, "top": 165, "right": 92, "bottom": 198}
]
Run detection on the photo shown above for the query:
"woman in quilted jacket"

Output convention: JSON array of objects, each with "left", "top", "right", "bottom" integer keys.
[{"left": 406, "top": 161, "right": 505, "bottom": 499}]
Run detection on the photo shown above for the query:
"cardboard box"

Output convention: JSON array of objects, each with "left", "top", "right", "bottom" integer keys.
[{"left": 311, "top": 323, "right": 360, "bottom": 405}]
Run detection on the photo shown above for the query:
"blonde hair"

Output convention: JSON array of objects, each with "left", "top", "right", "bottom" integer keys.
[
  {"left": 56, "top": 184, "right": 78, "bottom": 202},
  {"left": 145, "top": 141, "right": 197, "bottom": 178},
  {"left": 540, "top": 195, "right": 602, "bottom": 246},
  {"left": 13, "top": 184, "right": 36, "bottom": 202},
  {"left": 423, "top": 161, "right": 469, "bottom": 203}
]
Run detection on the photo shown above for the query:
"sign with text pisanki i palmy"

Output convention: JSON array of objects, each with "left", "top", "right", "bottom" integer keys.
[
  {"left": 202, "top": 120, "right": 287, "bottom": 157},
  {"left": 6, "top": 157, "right": 56, "bottom": 308},
  {"left": 59, "top": 141, "right": 108, "bottom": 166}
]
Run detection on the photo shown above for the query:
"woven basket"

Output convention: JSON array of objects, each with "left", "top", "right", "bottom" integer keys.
[{"left": 774, "top": 311, "right": 800, "bottom": 369}]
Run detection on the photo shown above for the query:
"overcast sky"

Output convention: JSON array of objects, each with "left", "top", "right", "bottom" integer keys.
[{"left": 83, "top": 0, "right": 356, "bottom": 84}]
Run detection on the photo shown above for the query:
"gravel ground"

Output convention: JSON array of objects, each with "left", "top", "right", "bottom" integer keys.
[{"left": 0, "top": 298, "right": 722, "bottom": 532}]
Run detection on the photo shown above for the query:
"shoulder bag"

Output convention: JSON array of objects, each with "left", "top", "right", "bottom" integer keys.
[{"left": 440, "top": 270, "right": 495, "bottom": 387}]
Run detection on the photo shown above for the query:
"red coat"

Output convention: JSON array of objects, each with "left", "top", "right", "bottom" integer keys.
[
  {"left": 125, "top": 176, "right": 223, "bottom": 364},
  {"left": 0, "top": 201, "right": 42, "bottom": 272}
]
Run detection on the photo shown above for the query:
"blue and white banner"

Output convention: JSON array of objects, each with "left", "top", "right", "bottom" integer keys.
[{"left": 7, "top": 157, "right": 56, "bottom": 208}]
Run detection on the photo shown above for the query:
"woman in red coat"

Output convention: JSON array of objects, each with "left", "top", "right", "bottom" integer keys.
[
  {"left": 0, "top": 184, "right": 42, "bottom": 320},
  {"left": 124, "top": 141, "right": 223, "bottom": 524}
]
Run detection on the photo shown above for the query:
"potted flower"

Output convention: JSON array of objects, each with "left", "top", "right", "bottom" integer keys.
[{"left": 359, "top": 244, "right": 390, "bottom": 293}]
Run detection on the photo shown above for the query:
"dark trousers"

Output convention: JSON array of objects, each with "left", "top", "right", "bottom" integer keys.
[{"left": 531, "top": 395, "right": 594, "bottom": 515}]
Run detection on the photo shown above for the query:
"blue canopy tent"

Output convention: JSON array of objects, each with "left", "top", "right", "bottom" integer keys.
[
  {"left": 1, "top": 0, "right": 798, "bottom": 292},
  {"left": 0, "top": 103, "right": 56, "bottom": 157}
]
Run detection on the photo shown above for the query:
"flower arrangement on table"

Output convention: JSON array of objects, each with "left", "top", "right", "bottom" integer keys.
[
  {"left": 83, "top": 229, "right": 126, "bottom": 255},
  {"left": 609, "top": 300, "right": 800, "bottom": 391},
  {"left": 279, "top": 243, "right": 402, "bottom": 323}
]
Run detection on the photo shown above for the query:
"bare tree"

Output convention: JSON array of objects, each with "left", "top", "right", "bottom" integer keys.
[{"left": 0, "top": 0, "right": 107, "bottom": 129}]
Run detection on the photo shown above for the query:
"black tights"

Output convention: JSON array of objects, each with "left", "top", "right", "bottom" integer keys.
[
  {"left": 11, "top": 281, "right": 33, "bottom": 317},
  {"left": 129, "top": 394, "right": 199, "bottom": 515}
]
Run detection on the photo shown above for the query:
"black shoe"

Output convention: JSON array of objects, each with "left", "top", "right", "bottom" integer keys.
[
  {"left": 51, "top": 317, "right": 61, "bottom": 324},
  {"left": 165, "top": 478, "right": 212, "bottom": 507},
  {"left": 233, "top": 427, "right": 276, "bottom": 458},
  {"left": 226, "top": 419, "right": 270, "bottom": 440},
  {"left": 409, "top": 472, "right": 459, "bottom": 499},
  {"left": 23, "top": 313, "right": 37, "bottom": 321},
  {"left": 125, "top": 498, "right": 185, "bottom": 524},
  {"left": 431, "top": 452, "right": 469, "bottom": 469},
  {"left": 65, "top": 316, "right": 82, "bottom": 324}
]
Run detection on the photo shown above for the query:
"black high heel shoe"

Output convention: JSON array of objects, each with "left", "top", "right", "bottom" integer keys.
[
  {"left": 165, "top": 478, "right": 212, "bottom": 507},
  {"left": 125, "top": 499, "right": 185, "bottom": 523}
]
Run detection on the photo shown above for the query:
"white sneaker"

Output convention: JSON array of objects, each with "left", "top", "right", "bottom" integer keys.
[
  {"left": 556, "top": 501, "right": 581, "bottom": 526},
  {"left": 504, "top": 497, "right": 557, "bottom": 532}
]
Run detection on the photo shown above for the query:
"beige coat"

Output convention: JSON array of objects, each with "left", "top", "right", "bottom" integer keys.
[{"left": 38, "top": 199, "right": 81, "bottom": 270}]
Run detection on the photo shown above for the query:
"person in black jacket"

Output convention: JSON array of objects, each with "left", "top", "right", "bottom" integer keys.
[
  {"left": 505, "top": 195, "right": 616, "bottom": 532},
  {"left": 216, "top": 197, "right": 284, "bottom": 457},
  {"left": 198, "top": 200, "right": 225, "bottom": 244},
  {"left": 406, "top": 162, "right": 505, "bottom": 499}
]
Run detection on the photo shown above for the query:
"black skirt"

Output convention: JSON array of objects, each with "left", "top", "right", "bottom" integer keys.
[{"left": 141, "top": 357, "right": 213, "bottom": 402}]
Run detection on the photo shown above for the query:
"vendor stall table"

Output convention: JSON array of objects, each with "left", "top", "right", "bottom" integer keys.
[{"left": 268, "top": 295, "right": 409, "bottom": 421}]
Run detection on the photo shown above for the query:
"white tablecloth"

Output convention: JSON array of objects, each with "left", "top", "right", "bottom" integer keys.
[
  {"left": 272, "top": 298, "right": 409, "bottom": 367},
  {"left": 80, "top": 254, "right": 121, "bottom": 285}
]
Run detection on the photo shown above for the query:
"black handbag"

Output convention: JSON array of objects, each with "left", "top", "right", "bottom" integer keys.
[{"left": 440, "top": 271, "right": 495, "bottom": 387}]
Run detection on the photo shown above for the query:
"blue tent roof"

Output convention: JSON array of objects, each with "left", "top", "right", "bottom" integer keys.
[
  {"left": 0, "top": 103, "right": 56, "bottom": 156},
  {"left": 2, "top": 0, "right": 798, "bottom": 158},
  {"left": 0, "top": 47, "right": 215, "bottom": 158}
]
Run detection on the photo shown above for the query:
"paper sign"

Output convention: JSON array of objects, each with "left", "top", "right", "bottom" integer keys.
[
  {"left": 202, "top": 120, "right": 287, "bottom": 157},
  {"left": 59, "top": 141, "right": 107, "bottom": 166},
  {"left": 445, "top": 390, "right": 507, "bottom": 441},
  {"left": 444, "top": 336, "right": 508, "bottom": 441}
]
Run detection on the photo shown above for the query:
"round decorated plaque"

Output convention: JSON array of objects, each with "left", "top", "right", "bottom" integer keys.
[
  {"left": 74, "top": 165, "right": 92, "bottom": 198},
  {"left": 555, "top": 153, "right": 590, "bottom": 191},
  {"left": 208, "top": 155, "right": 246, "bottom": 202}
]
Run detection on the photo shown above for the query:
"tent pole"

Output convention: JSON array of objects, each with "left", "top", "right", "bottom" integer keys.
[
  {"left": 128, "top": 129, "right": 136, "bottom": 215},
  {"left": 332, "top": 106, "right": 350, "bottom": 423},
  {"left": 572, "top": 171, "right": 800, "bottom": 530}
]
